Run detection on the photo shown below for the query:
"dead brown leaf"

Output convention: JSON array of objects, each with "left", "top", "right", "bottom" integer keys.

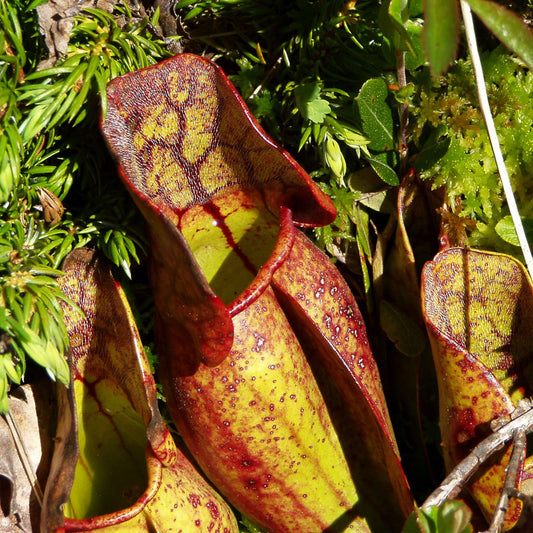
[
  {"left": 0, "top": 383, "right": 55, "bottom": 532},
  {"left": 36, "top": 0, "right": 116, "bottom": 70}
]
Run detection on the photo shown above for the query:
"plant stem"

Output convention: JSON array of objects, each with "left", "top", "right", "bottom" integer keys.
[
  {"left": 460, "top": 0, "right": 533, "bottom": 278},
  {"left": 396, "top": 50, "right": 409, "bottom": 176}
]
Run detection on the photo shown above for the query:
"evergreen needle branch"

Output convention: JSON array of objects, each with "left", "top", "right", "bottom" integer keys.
[
  {"left": 460, "top": 0, "right": 533, "bottom": 278},
  {"left": 421, "top": 398, "right": 533, "bottom": 510}
]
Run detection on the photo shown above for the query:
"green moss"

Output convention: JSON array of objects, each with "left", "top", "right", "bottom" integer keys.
[{"left": 411, "top": 46, "right": 533, "bottom": 254}]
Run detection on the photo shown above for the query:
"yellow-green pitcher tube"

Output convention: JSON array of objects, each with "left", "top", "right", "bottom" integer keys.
[{"left": 102, "top": 53, "right": 413, "bottom": 532}]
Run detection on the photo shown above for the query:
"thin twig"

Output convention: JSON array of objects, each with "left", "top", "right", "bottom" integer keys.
[
  {"left": 422, "top": 401, "right": 533, "bottom": 510},
  {"left": 396, "top": 50, "right": 409, "bottom": 176},
  {"left": 249, "top": 56, "right": 283, "bottom": 100},
  {"left": 510, "top": 488, "right": 533, "bottom": 510},
  {"left": 459, "top": 1, "right": 533, "bottom": 278},
  {"left": 485, "top": 430, "right": 526, "bottom": 533}
]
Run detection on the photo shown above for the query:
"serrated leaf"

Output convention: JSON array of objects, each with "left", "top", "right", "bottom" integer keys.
[
  {"left": 295, "top": 83, "right": 331, "bottom": 123},
  {"left": 423, "top": 0, "right": 459, "bottom": 76},
  {"left": 304, "top": 98, "right": 331, "bottom": 124},
  {"left": 356, "top": 78, "right": 394, "bottom": 151},
  {"left": 467, "top": 0, "right": 533, "bottom": 70}
]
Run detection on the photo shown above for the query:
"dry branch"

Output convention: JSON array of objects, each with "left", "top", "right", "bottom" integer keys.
[{"left": 422, "top": 399, "right": 533, "bottom": 511}]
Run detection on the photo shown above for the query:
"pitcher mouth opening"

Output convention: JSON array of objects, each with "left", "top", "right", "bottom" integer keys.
[
  {"left": 63, "top": 447, "right": 162, "bottom": 530},
  {"left": 176, "top": 186, "right": 296, "bottom": 316},
  {"left": 227, "top": 206, "right": 295, "bottom": 317}
]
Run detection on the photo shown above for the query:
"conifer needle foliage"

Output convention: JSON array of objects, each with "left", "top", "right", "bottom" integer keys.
[{"left": 0, "top": 0, "right": 171, "bottom": 412}]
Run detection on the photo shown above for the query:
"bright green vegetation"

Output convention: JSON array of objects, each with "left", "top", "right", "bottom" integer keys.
[
  {"left": 0, "top": 0, "right": 170, "bottom": 411},
  {"left": 412, "top": 47, "right": 533, "bottom": 255}
]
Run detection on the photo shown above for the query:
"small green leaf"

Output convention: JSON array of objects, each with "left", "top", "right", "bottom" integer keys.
[
  {"left": 0, "top": 245, "right": 12, "bottom": 263},
  {"left": 295, "top": 83, "right": 331, "bottom": 123},
  {"left": 3, "top": 355, "right": 21, "bottom": 384},
  {"left": 495, "top": 216, "right": 533, "bottom": 246},
  {"left": 402, "top": 501, "right": 473, "bottom": 533},
  {"left": 402, "top": 508, "right": 432, "bottom": 533},
  {"left": 389, "top": 0, "right": 414, "bottom": 53},
  {"left": 338, "top": 128, "right": 370, "bottom": 150},
  {"left": 436, "top": 500, "right": 472, "bottom": 533},
  {"left": 183, "top": 5, "right": 204, "bottom": 20},
  {"left": 404, "top": 20, "right": 426, "bottom": 71},
  {"left": 356, "top": 78, "right": 394, "bottom": 152},
  {"left": 379, "top": 0, "right": 414, "bottom": 52},
  {"left": 0, "top": 365, "right": 8, "bottom": 414},
  {"left": 423, "top": 0, "right": 460, "bottom": 75},
  {"left": 348, "top": 168, "right": 396, "bottom": 214},
  {"left": 354, "top": 205, "right": 371, "bottom": 257},
  {"left": 239, "top": 515, "right": 266, "bottom": 533},
  {"left": 409, "top": 0, "right": 424, "bottom": 17},
  {"left": 466, "top": 0, "right": 533, "bottom": 71},
  {"left": 298, "top": 125, "right": 312, "bottom": 151},
  {"left": 394, "top": 84, "right": 416, "bottom": 106},
  {"left": 366, "top": 152, "right": 399, "bottom": 186}
]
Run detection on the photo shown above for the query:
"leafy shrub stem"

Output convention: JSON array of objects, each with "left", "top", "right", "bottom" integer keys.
[{"left": 461, "top": 0, "right": 533, "bottom": 277}]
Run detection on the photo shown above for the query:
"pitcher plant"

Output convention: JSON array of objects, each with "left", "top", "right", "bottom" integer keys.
[
  {"left": 42, "top": 248, "right": 238, "bottom": 532},
  {"left": 101, "top": 53, "right": 413, "bottom": 532}
]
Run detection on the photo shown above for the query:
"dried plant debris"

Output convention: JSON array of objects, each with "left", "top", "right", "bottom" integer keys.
[
  {"left": 36, "top": 0, "right": 117, "bottom": 69},
  {"left": 0, "top": 384, "right": 55, "bottom": 532}
]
